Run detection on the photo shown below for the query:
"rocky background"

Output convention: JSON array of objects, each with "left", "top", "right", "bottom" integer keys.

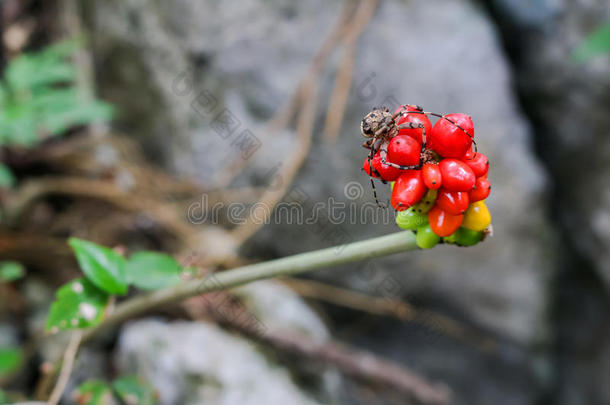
[{"left": 2, "top": 0, "right": 610, "bottom": 404}]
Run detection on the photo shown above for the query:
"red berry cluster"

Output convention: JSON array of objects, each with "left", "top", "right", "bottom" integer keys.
[{"left": 362, "top": 105, "right": 492, "bottom": 248}]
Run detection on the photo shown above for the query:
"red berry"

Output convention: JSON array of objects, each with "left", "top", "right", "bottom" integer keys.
[
  {"left": 362, "top": 157, "right": 378, "bottom": 178},
  {"left": 428, "top": 206, "right": 464, "bottom": 237},
  {"left": 372, "top": 151, "right": 403, "bottom": 181},
  {"left": 438, "top": 158, "right": 476, "bottom": 192},
  {"left": 428, "top": 113, "right": 474, "bottom": 158},
  {"left": 387, "top": 135, "right": 420, "bottom": 167},
  {"left": 391, "top": 170, "right": 427, "bottom": 211},
  {"left": 364, "top": 152, "right": 403, "bottom": 181},
  {"left": 436, "top": 189, "right": 469, "bottom": 215},
  {"left": 462, "top": 147, "right": 475, "bottom": 160},
  {"left": 395, "top": 106, "right": 431, "bottom": 144},
  {"left": 463, "top": 152, "right": 489, "bottom": 178},
  {"left": 469, "top": 177, "right": 491, "bottom": 202},
  {"left": 422, "top": 163, "right": 442, "bottom": 189}
]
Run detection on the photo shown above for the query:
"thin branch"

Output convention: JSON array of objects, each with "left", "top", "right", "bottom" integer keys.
[
  {"left": 212, "top": 0, "right": 358, "bottom": 187},
  {"left": 186, "top": 292, "right": 450, "bottom": 405},
  {"left": 83, "top": 231, "right": 418, "bottom": 342},
  {"left": 4, "top": 177, "right": 202, "bottom": 244},
  {"left": 244, "top": 329, "right": 449, "bottom": 405},
  {"left": 47, "top": 331, "right": 83, "bottom": 405},
  {"left": 282, "top": 278, "right": 497, "bottom": 349}
]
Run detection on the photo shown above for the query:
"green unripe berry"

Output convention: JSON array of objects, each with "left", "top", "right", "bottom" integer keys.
[
  {"left": 443, "top": 232, "right": 457, "bottom": 244},
  {"left": 416, "top": 224, "right": 441, "bottom": 249},
  {"left": 396, "top": 207, "right": 428, "bottom": 230},
  {"left": 454, "top": 227, "right": 483, "bottom": 246},
  {"left": 412, "top": 189, "right": 438, "bottom": 215}
]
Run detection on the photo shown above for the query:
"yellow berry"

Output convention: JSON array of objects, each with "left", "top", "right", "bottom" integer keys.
[{"left": 462, "top": 201, "right": 491, "bottom": 231}]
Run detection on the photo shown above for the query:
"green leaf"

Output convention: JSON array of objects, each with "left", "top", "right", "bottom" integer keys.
[
  {"left": 46, "top": 278, "right": 109, "bottom": 332},
  {"left": 0, "top": 164, "right": 15, "bottom": 189},
  {"left": 112, "top": 376, "right": 157, "bottom": 405},
  {"left": 0, "top": 389, "right": 6, "bottom": 404},
  {"left": 68, "top": 238, "right": 128, "bottom": 295},
  {"left": 0, "top": 347, "right": 22, "bottom": 377},
  {"left": 74, "top": 380, "right": 114, "bottom": 405},
  {"left": 573, "top": 21, "right": 610, "bottom": 63},
  {"left": 0, "top": 261, "right": 25, "bottom": 282},
  {"left": 126, "top": 252, "right": 182, "bottom": 291}
]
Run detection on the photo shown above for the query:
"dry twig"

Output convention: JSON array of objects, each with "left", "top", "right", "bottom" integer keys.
[
  {"left": 323, "top": 0, "right": 379, "bottom": 142},
  {"left": 187, "top": 292, "right": 451, "bottom": 405},
  {"left": 47, "top": 331, "right": 83, "bottom": 405},
  {"left": 282, "top": 277, "right": 497, "bottom": 350}
]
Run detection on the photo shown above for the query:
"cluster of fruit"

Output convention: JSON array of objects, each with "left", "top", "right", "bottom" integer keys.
[{"left": 362, "top": 105, "right": 492, "bottom": 249}]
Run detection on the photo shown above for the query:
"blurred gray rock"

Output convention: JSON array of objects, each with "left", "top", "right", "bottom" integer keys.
[
  {"left": 488, "top": 0, "right": 610, "bottom": 403},
  {"left": 83, "top": 0, "right": 555, "bottom": 403},
  {"left": 116, "top": 280, "right": 340, "bottom": 404},
  {"left": 116, "top": 320, "right": 323, "bottom": 405},
  {"left": 0, "top": 323, "right": 18, "bottom": 347},
  {"left": 490, "top": 0, "right": 610, "bottom": 288},
  {"left": 233, "top": 280, "right": 330, "bottom": 342}
]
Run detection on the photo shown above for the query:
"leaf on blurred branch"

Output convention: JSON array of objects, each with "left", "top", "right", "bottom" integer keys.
[
  {"left": 0, "top": 261, "right": 25, "bottom": 282},
  {"left": 73, "top": 380, "right": 114, "bottom": 405},
  {"left": 573, "top": 21, "right": 610, "bottom": 63},
  {"left": 46, "top": 278, "right": 109, "bottom": 332},
  {"left": 68, "top": 238, "right": 128, "bottom": 295},
  {"left": 0, "top": 347, "right": 22, "bottom": 377},
  {"left": 0, "top": 164, "right": 16, "bottom": 189},
  {"left": 126, "top": 252, "right": 182, "bottom": 291},
  {"left": 112, "top": 376, "right": 157, "bottom": 405}
]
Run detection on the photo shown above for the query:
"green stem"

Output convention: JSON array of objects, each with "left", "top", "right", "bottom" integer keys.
[{"left": 84, "top": 231, "right": 417, "bottom": 341}]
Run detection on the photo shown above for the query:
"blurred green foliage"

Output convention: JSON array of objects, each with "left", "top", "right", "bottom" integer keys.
[
  {"left": 0, "top": 40, "right": 114, "bottom": 189},
  {"left": 0, "top": 164, "right": 15, "bottom": 188},
  {"left": 74, "top": 380, "right": 114, "bottom": 405},
  {"left": 573, "top": 21, "right": 610, "bottom": 62},
  {"left": 68, "top": 237, "right": 128, "bottom": 295},
  {"left": 112, "top": 376, "right": 158, "bottom": 405},
  {"left": 126, "top": 251, "right": 182, "bottom": 290},
  {"left": 47, "top": 238, "right": 183, "bottom": 332},
  {"left": 75, "top": 376, "right": 157, "bottom": 405},
  {"left": 0, "top": 40, "right": 113, "bottom": 148},
  {"left": 0, "top": 347, "right": 21, "bottom": 378},
  {"left": 0, "top": 261, "right": 24, "bottom": 282}
]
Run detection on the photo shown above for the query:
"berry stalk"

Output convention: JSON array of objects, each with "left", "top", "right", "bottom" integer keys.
[{"left": 82, "top": 231, "right": 418, "bottom": 341}]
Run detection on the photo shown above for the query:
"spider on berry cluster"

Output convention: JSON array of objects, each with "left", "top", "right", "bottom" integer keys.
[{"left": 361, "top": 104, "right": 476, "bottom": 207}]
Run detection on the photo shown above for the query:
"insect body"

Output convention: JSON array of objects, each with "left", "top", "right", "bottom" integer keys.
[
  {"left": 361, "top": 105, "right": 426, "bottom": 171},
  {"left": 361, "top": 104, "right": 475, "bottom": 207}
]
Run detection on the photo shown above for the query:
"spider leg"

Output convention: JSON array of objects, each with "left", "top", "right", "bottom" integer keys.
[
  {"left": 379, "top": 140, "right": 422, "bottom": 170},
  {"left": 362, "top": 139, "right": 374, "bottom": 149},
  {"left": 398, "top": 121, "right": 427, "bottom": 159},
  {"left": 365, "top": 139, "right": 387, "bottom": 208},
  {"left": 391, "top": 104, "right": 424, "bottom": 120},
  {"left": 407, "top": 110, "right": 477, "bottom": 154},
  {"left": 374, "top": 124, "right": 390, "bottom": 138}
]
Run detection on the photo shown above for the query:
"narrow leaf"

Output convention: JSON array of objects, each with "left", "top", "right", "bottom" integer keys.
[
  {"left": 68, "top": 238, "right": 128, "bottom": 295},
  {"left": 126, "top": 252, "right": 182, "bottom": 291}
]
